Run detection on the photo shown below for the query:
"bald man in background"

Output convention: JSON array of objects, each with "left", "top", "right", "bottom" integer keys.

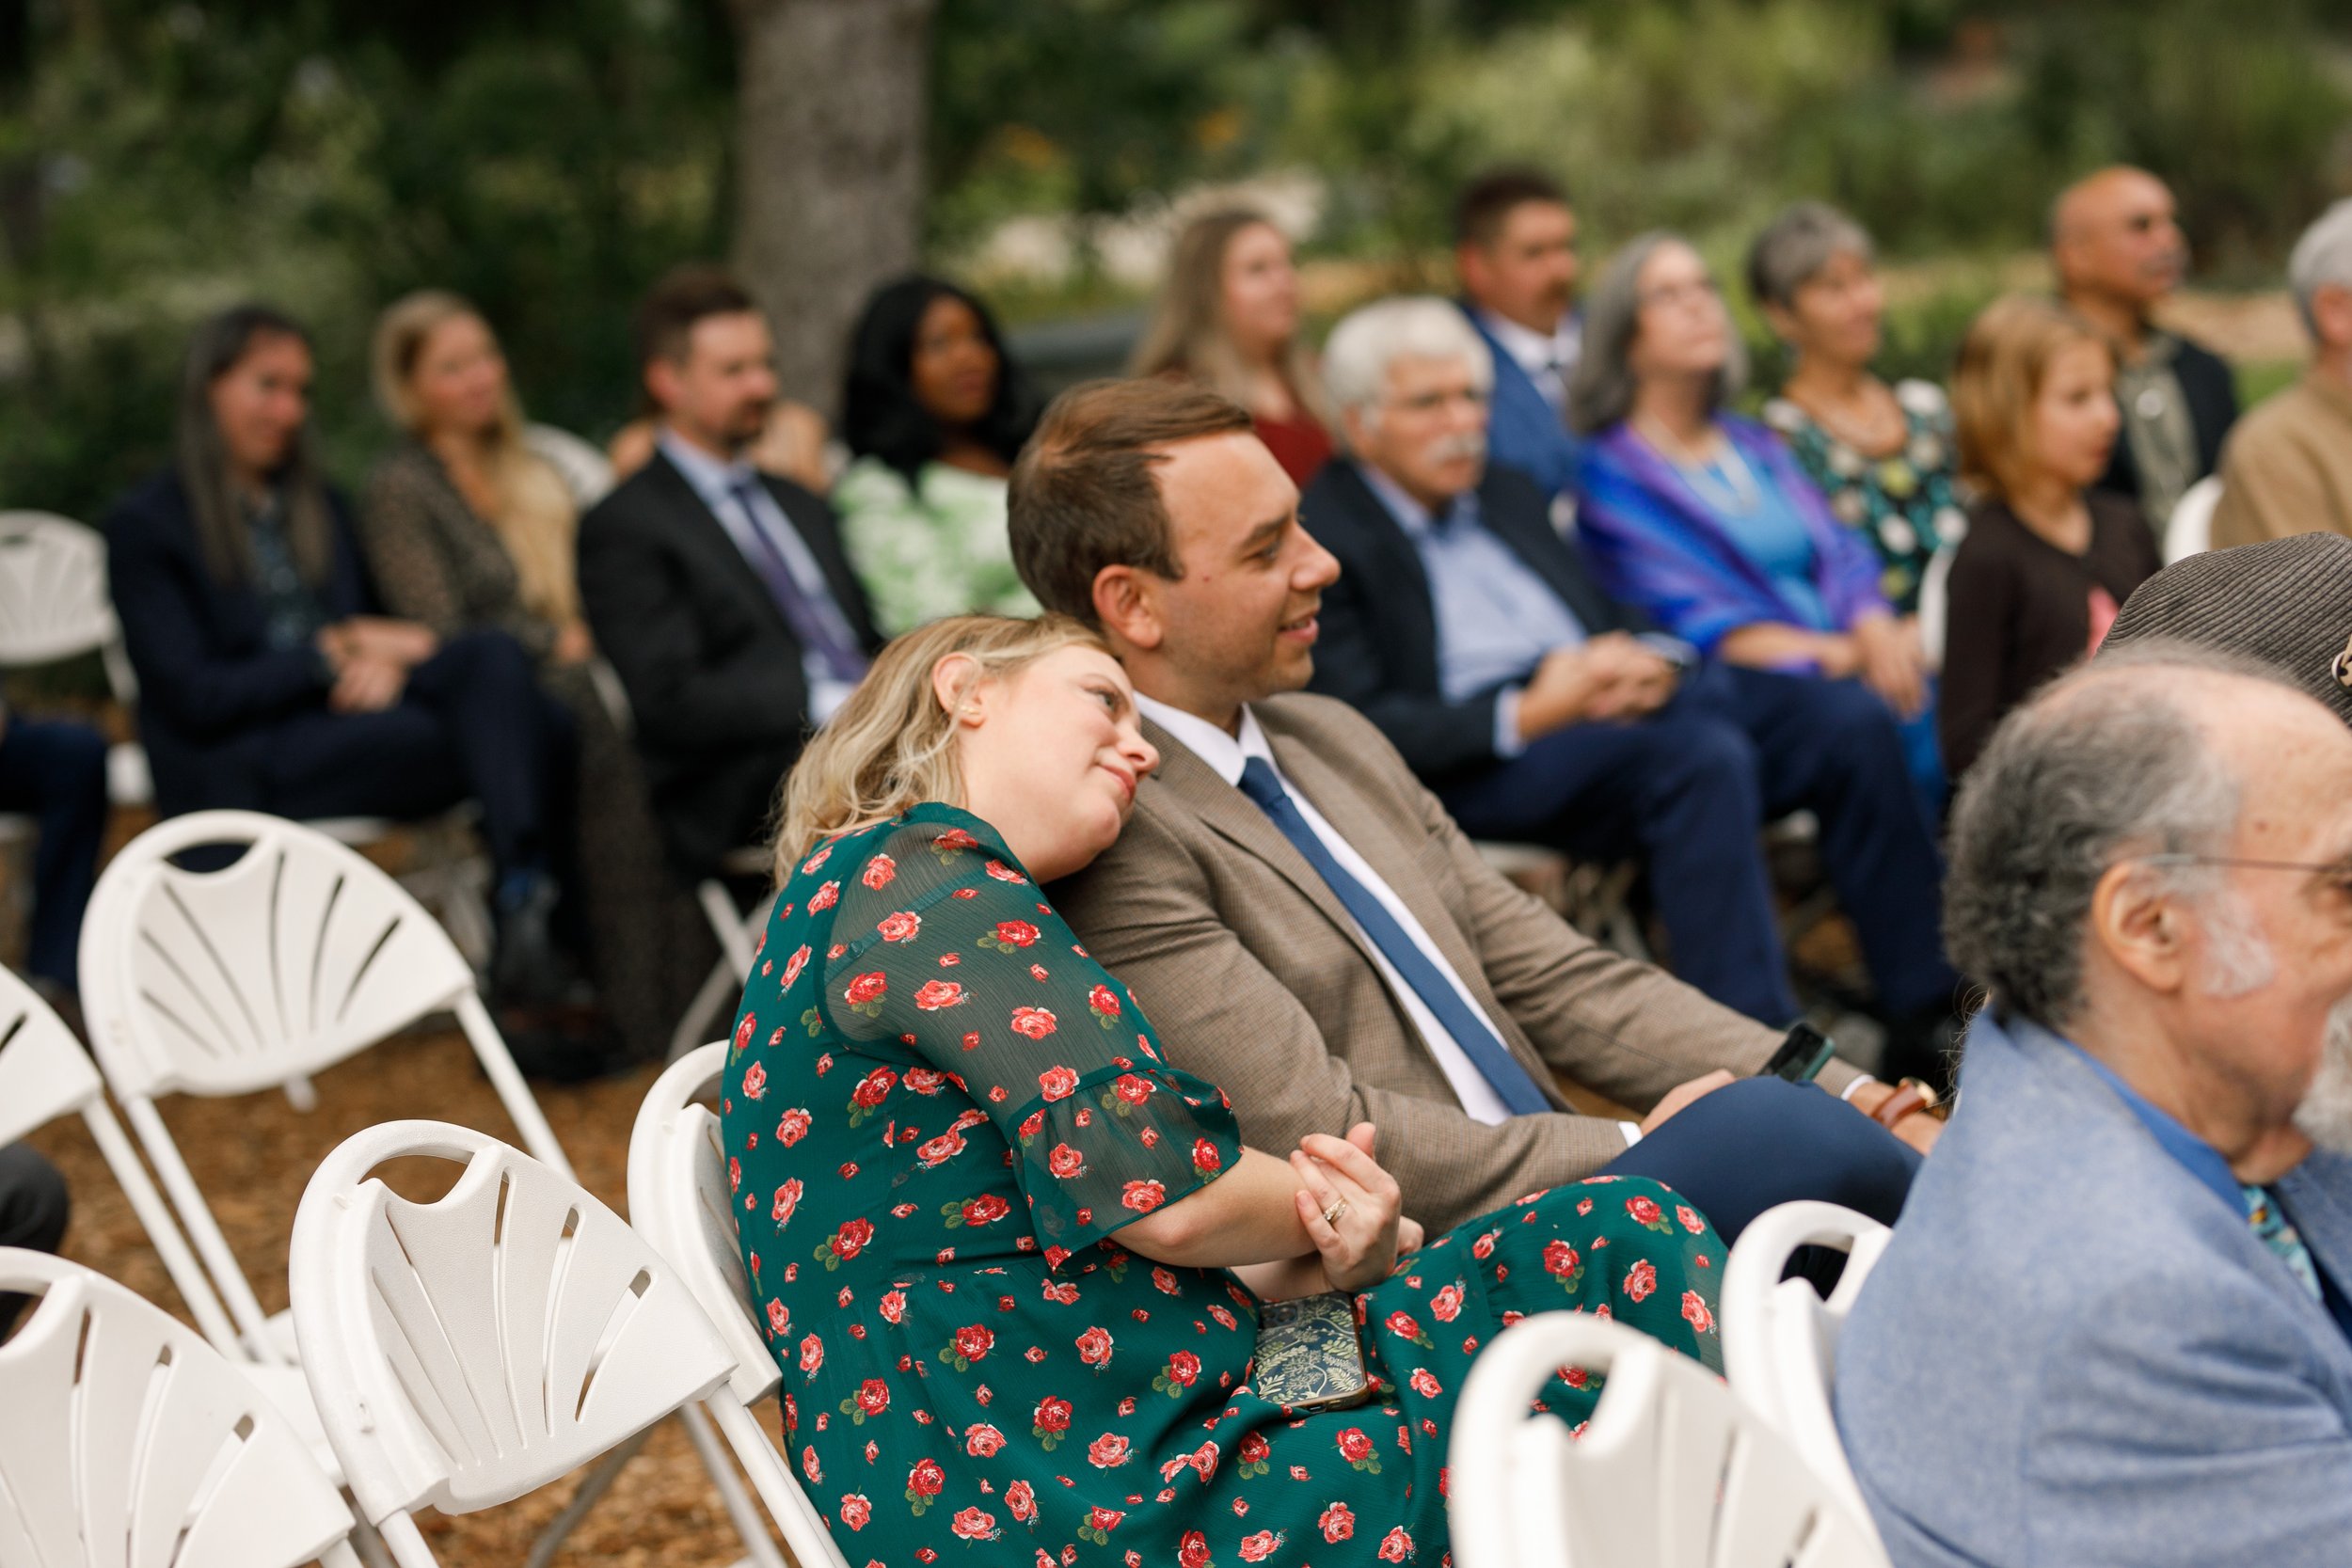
[{"left": 2052, "top": 166, "right": 2239, "bottom": 530}]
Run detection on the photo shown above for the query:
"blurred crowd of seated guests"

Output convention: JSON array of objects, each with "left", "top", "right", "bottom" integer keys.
[{"left": 4, "top": 160, "right": 2344, "bottom": 1088}]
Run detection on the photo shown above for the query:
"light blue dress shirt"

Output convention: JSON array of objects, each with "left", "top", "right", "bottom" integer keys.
[
  {"left": 658, "top": 429, "right": 861, "bottom": 723},
  {"left": 1358, "top": 467, "right": 1586, "bottom": 758}
]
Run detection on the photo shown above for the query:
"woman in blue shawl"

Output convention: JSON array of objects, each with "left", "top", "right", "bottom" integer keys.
[{"left": 1566, "top": 233, "right": 1943, "bottom": 808}]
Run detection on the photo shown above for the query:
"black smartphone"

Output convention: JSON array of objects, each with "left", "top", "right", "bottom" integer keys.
[{"left": 1759, "top": 1022, "right": 1836, "bottom": 1084}]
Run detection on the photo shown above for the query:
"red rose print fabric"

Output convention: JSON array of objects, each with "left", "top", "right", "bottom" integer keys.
[{"left": 723, "top": 806, "right": 1722, "bottom": 1566}]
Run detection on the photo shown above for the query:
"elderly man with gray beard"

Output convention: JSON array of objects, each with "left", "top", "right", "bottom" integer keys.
[
  {"left": 1300, "top": 296, "right": 1958, "bottom": 1055},
  {"left": 1837, "top": 641, "right": 2352, "bottom": 1568}
]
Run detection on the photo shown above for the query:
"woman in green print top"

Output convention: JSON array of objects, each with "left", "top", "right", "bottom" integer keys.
[{"left": 722, "top": 614, "right": 1724, "bottom": 1566}]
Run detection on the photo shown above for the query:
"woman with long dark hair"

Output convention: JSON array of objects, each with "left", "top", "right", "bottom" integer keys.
[
  {"left": 105, "top": 304, "right": 580, "bottom": 1024},
  {"left": 834, "top": 276, "right": 1041, "bottom": 635}
]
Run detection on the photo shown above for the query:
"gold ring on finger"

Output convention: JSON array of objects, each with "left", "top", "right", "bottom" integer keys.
[{"left": 1322, "top": 1199, "right": 1349, "bottom": 1227}]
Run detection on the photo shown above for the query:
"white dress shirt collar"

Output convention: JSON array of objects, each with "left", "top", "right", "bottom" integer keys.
[
  {"left": 1476, "top": 307, "right": 1579, "bottom": 375},
  {"left": 1135, "top": 693, "right": 1263, "bottom": 786}
]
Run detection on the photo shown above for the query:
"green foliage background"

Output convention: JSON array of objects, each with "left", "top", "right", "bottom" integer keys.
[{"left": 2, "top": 0, "right": 2347, "bottom": 525}]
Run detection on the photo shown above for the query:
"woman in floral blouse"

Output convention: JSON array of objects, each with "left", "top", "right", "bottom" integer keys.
[
  {"left": 1750, "top": 203, "right": 1968, "bottom": 617},
  {"left": 721, "top": 613, "right": 1725, "bottom": 1567},
  {"left": 835, "top": 277, "right": 1041, "bottom": 636}
]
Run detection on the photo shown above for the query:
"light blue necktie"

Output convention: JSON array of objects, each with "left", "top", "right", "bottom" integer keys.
[{"left": 1235, "top": 756, "right": 1551, "bottom": 1115}]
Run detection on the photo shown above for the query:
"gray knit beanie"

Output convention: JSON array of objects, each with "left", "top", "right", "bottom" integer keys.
[{"left": 2099, "top": 532, "right": 2352, "bottom": 727}]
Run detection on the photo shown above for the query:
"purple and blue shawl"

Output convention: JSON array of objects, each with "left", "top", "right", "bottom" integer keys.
[{"left": 1574, "top": 414, "right": 1891, "bottom": 667}]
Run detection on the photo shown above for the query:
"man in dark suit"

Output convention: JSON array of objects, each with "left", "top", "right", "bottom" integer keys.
[
  {"left": 579, "top": 268, "right": 880, "bottom": 881},
  {"left": 1303, "top": 296, "right": 1955, "bottom": 1048},
  {"left": 2054, "top": 166, "right": 2239, "bottom": 529}
]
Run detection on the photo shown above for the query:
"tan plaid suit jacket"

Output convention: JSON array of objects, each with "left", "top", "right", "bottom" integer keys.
[{"left": 1052, "top": 692, "right": 1856, "bottom": 1234}]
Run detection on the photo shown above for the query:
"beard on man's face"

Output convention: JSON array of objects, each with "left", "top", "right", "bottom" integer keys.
[{"left": 2292, "top": 991, "right": 2352, "bottom": 1157}]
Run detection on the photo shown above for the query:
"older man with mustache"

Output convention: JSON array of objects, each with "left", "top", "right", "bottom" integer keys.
[
  {"left": 1299, "top": 297, "right": 1956, "bottom": 1047},
  {"left": 1838, "top": 640, "right": 2352, "bottom": 1568},
  {"left": 2052, "top": 165, "right": 2239, "bottom": 528}
]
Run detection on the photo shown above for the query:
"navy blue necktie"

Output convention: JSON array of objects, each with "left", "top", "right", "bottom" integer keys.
[
  {"left": 727, "top": 481, "right": 869, "bottom": 683},
  {"left": 1235, "top": 756, "right": 1551, "bottom": 1115}
]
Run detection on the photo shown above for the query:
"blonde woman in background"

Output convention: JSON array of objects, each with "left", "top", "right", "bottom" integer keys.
[
  {"left": 364, "top": 290, "right": 708, "bottom": 1063},
  {"left": 1131, "top": 207, "right": 1339, "bottom": 485}
]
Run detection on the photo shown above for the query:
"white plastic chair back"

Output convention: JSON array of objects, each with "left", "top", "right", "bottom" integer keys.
[
  {"left": 524, "top": 423, "right": 616, "bottom": 510},
  {"left": 0, "top": 1248, "right": 359, "bottom": 1568},
  {"left": 1447, "top": 1311, "right": 1885, "bottom": 1568},
  {"left": 290, "top": 1120, "right": 732, "bottom": 1563},
  {"left": 2164, "top": 474, "right": 2223, "bottom": 566},
  {"left": 0, "top": 512, "right": 134, "bottom": 694},
  {"left": 628, "top": 1042, "right": 853, "bottom": 1568},
  {"left": 80, "top": 810, "right": 484, "bottom": 1100},
  {"left": 1720, "top": 1201, "right": 1892, "bottom": 1533}
]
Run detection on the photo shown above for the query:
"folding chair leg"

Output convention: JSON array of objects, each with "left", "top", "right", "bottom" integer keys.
[
  {"left": 375, "top": 1513, "right": 443, "bottom": 1568},
  {"left": 522, "top": 1424, "right": 650, "bottom": 1568},
  {"left": 320, "top": 1539, "right": 372, "bottom": 1568},
  {"left": 679, "top": 1402, "right": 790, "bottom": 1568},
  {"left": 348, "top": 1518, "right": 398, "bottom": 1568},
  {"left": 77, "top": 1099, "right": 245, "bottom": 1356}
]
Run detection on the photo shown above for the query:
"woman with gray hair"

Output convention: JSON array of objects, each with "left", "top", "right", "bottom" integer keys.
[
  {"left": 1568, "top": 233, "right": 1944, "bottom": 806},
  {"left": 1750, "top": 202, "right": 1965, "bottom": 614}
]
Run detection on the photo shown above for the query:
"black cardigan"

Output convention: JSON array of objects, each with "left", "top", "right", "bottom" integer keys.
[{"left": 104, "top": 469, "right": 375, "bottom": 817}]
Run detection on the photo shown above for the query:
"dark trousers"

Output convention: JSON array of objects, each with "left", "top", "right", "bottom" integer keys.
[
  {"left": 1600, "top": 1074, "right": 1920, "bottom": 1244},
  {"left": 257, "top": 631, "right": 571, "bottom": 881},
  {"left": 1439, "top": 663, "right": 1956, "bottom": 1025},
  {"left": 0, "top": 1141, "right": 71, "bottom": 1335},
  {"left": 0, "top": 717, "right": 109, "bottom": 989}
]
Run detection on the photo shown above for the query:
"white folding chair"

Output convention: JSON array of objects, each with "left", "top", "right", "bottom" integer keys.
[
  {"left": 0, "top": 514, "right": 144, "bottom": 947},
  {"left": 289, "top": 1119, "right": 739, "bottom": 1568},
  {"left": 0, "top": 1247, "right": 362, "bottom": 1568},
  {"left": 0, "top": 961, "right": 245, "bottom": 1357},
  {"left": 2164, "top": 474, "right": 2224, "bottom": 566},
  {"left": 76, "top": 809, "right": 572, "bottom": 1369},
  {"left": 524, "top": 422, "right": 617, "bottom": 510},
  {"left": 1447, "top": 1311, "right": 1885, "bottom": 1568},
  {"left": 1720, "top": 1201, "right": 1892, "bottom": 1536},
  {"left": 675, "top": 850, "right": 777, "bottom": 1061},
  {"left": 628, "top": 1041, "right": 851, "bottom": 1568}
]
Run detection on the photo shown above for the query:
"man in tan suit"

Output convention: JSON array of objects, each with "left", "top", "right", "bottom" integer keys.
[{"left": 1009, "top": 377, "right": 1937, "bottom": 1238}]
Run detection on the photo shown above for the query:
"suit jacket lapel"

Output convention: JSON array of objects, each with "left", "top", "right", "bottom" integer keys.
[
  {"left": 1477, "top": 472, "right": 1622, "bottom": 633},
  {"left": 644, "top": 452, "right": 793, "bottom": 636},
  {"left": 1143, "top": 719, "right": 1379, "bottom": 969}
]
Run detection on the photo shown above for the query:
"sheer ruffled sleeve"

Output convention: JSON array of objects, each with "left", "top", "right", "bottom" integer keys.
[{"left": 818, "top": 810, "right": 1244, "bottom": 1267}]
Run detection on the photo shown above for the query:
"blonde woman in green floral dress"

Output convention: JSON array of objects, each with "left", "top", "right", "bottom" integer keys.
[
  {"left": 721, "top": 613, "right": 1725, "bottom": 1567},
  {"left": 1751, "top": 203, "right": 1969, "bottom": 616},
  {"left": 836, "top": 277, "right": 1041, "bottom": 635}
]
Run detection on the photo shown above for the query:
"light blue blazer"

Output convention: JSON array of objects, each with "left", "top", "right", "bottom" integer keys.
[
  {"left": 1461, "top": 304, "right": 1581, "bottom": 505},
  {"left": 1836, "top": 1013, "right": 2352, "bottom": 1566}
]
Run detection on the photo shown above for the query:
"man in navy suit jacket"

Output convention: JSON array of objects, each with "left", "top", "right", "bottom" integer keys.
[
  {"left": 1841, "top": 648, "right": 2352, "bottom": 1566},
  {"left": 1454, "top": 168, "right": 1585, "bottom": 510},
  {"left": 1303, "top": 297, "right": 1954, "bottom": 1049}
]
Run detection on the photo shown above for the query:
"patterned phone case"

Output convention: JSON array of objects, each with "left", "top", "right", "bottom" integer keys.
[{"left": 1251, "top": 1291, "right": 1373, "bottom": 1412}]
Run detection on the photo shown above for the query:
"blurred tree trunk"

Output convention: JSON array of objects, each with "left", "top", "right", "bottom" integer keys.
[{"left": 728, "top": 0, "right": 935, "bottom": 418}]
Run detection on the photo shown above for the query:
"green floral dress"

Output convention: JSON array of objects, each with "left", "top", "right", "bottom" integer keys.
[
  {"left": 722, "top": 805, "right": 1724, "bottom": 1567},
  {"left": 1765, "top": 379, "right": 1968, "bottom": 614},
  {"left": 834, "top": 456, "right": 1039, "bottom": 636}
]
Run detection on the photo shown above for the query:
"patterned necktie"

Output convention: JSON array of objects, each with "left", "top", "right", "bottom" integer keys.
[
  {"left": 1234, "top": 756, "right": 1551, "bottom": 1115},
  {"left": 2243, "top": 1184, "right": 2326, "bottom": 1304},
  {"left": 726, "top": 480, "right": 869, "bottom": 683}
]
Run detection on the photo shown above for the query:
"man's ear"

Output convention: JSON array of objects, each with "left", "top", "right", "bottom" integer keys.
[
  {"left": 2314, "top": 282, "right": 2352, "bottom": 353},
  {"left": 2090, "top": 862, "right": 2190, "bottom": 997},
  {"left": 644, "top": 356, "right": 680, "bottom": 416},
  {"left": 1092, "top": 564, "right": 1164, "bottom": 653}
]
